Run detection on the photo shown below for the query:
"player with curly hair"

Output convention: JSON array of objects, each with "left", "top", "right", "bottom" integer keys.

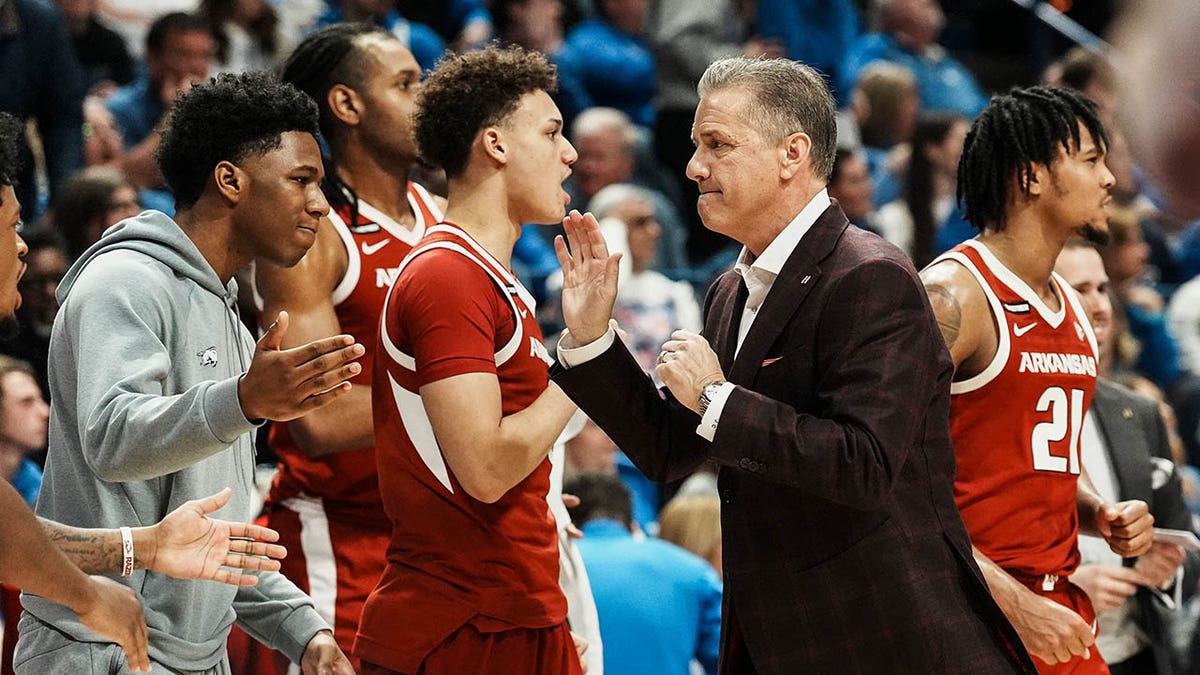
[
  {"left": 15, "top": 73, "right": 361, "bottom": 674},
  {"left": 358, "top": 46, "right": 587, "bottom": 674},
  {"left": 237, "top": 26, "right": 446, "bottom": 671}
]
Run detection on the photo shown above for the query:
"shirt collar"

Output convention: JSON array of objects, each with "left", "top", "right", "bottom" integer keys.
[{"left": 735, "top": 188, "right": 830, "bottom": 282}]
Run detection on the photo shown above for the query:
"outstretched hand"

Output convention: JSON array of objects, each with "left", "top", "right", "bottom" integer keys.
[
  {"left": 555, "top": 210, "right": 622, "bottom": 346},
  {"left": 239, "top": 311, "right": 365, "bottom": 422},
  {"left": 149, "top": 488, "right": 286, "bottom": 586}
]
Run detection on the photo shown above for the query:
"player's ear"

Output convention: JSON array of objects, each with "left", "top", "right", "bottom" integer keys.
[
  {"left": 214, "top": 160, "right": 244, "bottom": 204},
  {"left": 328, "top": 84, "right": 362, "bottom": 126},
  {"left": 482, "top": 126, "right": 507, "bottom": 166},
  {"left": 1026, "top": 162, "right": 1048, "bottom": 196}
]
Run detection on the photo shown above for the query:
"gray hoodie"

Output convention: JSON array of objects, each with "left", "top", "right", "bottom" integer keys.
[{"left": 25, "top": 211, "right": 328, "bottom": 670}]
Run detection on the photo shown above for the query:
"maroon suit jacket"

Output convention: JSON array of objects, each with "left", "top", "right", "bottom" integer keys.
[{"left": 554, "top": 203, "right": 1037, "bottom": 674}]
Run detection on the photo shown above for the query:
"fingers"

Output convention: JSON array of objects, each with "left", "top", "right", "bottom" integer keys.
[
  {"left": 554, "top": 234, "right": 574, "bottom": 270},
  {"left": 223, "top": 540, "right": 285, "bottom": 562},
  {"left": 561, "top": 493, "right": 580, "bottom": 508},
  {"left": 226, "top": 521, "right": 282, "bottom": 544},
  {"left": 292, "top": 336, "right": 361, "bottom": 370},
  {"left": 562, "top": 210, "right": 590, "bottom": 262},
  {"left": 258, "top": 311, "right": 289, "bottom": 352},
  {"left": 190, "top": 487, "right": 233, "bottom": 515}
]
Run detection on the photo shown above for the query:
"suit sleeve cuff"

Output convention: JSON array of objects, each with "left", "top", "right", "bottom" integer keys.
[
  {"left": 557, "top": 329, "right": 616, "bottom": 368},
  {"left": 696, "top": 382, "right": 736, "bottom": 441}
]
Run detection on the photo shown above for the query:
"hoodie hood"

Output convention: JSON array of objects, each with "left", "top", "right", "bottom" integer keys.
[{"left": 58, "top": 210, "right": 232, "bottom": 303}]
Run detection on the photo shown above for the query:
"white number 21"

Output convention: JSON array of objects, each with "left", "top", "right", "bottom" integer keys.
[{"left": 1031, "top": 387, "right": 1085, "bottom": 474}]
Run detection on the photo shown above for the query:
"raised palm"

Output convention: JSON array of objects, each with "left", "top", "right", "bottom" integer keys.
[
  {"left": 555, "top": 210, "right": 622, "bottom": 345},
  {"left": 151, "top": 488, "right": 285, "bottom": 586}
]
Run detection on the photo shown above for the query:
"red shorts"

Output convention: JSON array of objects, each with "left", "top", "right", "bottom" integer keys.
[
  {"left": 227, "top": 495, "right": 389, "bottom": 674},
  {"left": 360, "top": 622, "right": 583, "bottom": 675},
  {"left": 1017, "top": 576, "right": 1110, "bottom": 675}
]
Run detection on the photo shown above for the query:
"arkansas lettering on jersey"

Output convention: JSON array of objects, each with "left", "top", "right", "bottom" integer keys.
[
  {"left": 261, "top": 182, "right": 442, "bottom": 515},
  {"left": 935, "top": 239, "right": 1098, "bottom": 579},
  {"left": 357, "top": 223, "right": 565, "bottom": 672}
]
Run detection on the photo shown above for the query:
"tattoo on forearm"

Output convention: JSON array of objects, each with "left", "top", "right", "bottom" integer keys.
[
  {"left": 925, "top": 284, "right": 962, "bottom": 350},
  {"left": 40, "top": 518, "right": 120, "bottom": 575}
]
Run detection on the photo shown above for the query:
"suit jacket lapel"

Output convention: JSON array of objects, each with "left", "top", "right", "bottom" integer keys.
[
  {"left": 728, "top": 204, "right": 850, "bottom": 386},
  {"left": 1091, "top": 381, "right": 1150, "bottom": 502}
]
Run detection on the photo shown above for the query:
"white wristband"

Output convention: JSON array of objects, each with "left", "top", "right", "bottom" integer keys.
[{"left": 120, "top": 526, "right": 134, "bottom": 577}]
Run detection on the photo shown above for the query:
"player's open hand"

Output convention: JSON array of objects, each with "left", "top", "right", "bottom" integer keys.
[
  {"left": 1096, "top": 500, "right": 1155, "bottom": 557},
  {"left": 75, "top": 576, "right": 150, "bottom": 672},
  {"left": 300, "top": 630, "right": 354, "bottom": 675},
  {"left": 555, "top": 210, "right": 621, "bottom": 346},
  {"left": 1012, "top": 586, "right": 1095, "bottom": 665},
  {"left": 239, "top": 311, "right": 364, "bottom": 422},
  {"left": 148, "top": 487, "right": 285, "bottom": 586},
  {"left": 656, "top": 330, "right": 726, "bottom": 415}
]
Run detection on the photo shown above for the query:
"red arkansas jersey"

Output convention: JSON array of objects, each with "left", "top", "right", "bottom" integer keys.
[
  {"left": 936, "top": 239, "right": 1098, "bottom": 578},
  {"left": 264, "top": 183, "right": 443, "bottom": 518},
  {"left": 356, "top": 223, "right": 564, "bottom": 672}
]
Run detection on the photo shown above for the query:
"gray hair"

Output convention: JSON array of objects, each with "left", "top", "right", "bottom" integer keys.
[
  {"left": 697, "top": 57, "right": 837, "bottom": 180},
  {"left": 570, "top": 107, "right": 642, "bottom": 156},
  {"left": 587, "top": 183, "right": 654, "bottom": 221}
]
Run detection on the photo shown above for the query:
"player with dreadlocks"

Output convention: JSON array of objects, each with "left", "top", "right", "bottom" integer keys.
[
  {"left": 921, "top": 86, "right": 1154, "bottom": 674},
  {"left": 247, "top": 22, "right": 445, "bottom": 671}
]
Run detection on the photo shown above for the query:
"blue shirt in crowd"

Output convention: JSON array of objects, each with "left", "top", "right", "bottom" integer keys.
[
  {"left": 576, "top": 519, "right": 723, "bottom": 675},
  {"left": 555, "top": 18, "right": 657, "bottom": 128},
  {"left": 840, "top": 33, "right": 987, "bottom": 118}
]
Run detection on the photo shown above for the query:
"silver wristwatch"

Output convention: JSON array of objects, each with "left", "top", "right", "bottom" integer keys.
[{"left": 698, "top": 381, "right": 726, "bottom": 416}]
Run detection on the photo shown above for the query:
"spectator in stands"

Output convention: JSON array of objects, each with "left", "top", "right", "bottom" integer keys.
[
  {"left": 0, "top": 0, "right": 86, "bottom": 221},
  {"left": 646, "top": 0, "right": 779, "bottom": 267},
  {"left": 564, "top": 418, "right": 619, "bottom": 478},
  {"left": 556, "top": 0, "right": 657, "bottom": 128},
  {"left": 82, "top": 96, "right": 125, "bottom": 167},
  {"left": 590, "top": 183, "right": 700, "bottom": 375},
  {"left": 494, "top": 0, "right": 568, "bottom": 55},
  {"left": 567, "top": 108, "right": 687, "bottom": 270},
  {"left": 200, "top": 0, "right": 298, "bottom": 74},
  {"left": 1057, "top": 240, "right": 1197, "bottom": 675},
  {"left": 658, "top": 494, "right": 722, "bottom": 575},
  {"left": 49, "top": 165, "right": 140, "bottom": 260},
  {"left": 854, "top": 61, "right": 919, "bottom": 207},
  {"left": 757, "top": 0, "right": 861, "bottom": 97},
  {"left": 55, "top": 0, "right": 135, "bottom": 96},
  {"left": 566, "top": 473, "right": 722, "bottom": 675},
  {"left": 1048, "top": 46, "right": 1118, "bottom": 127},
  {"left": 314, "top": 0, "right": 444, "bottom": 72},
  {"left": 1103, "top": 211, "right": 1182, "bottom": 389},
  {"left": 840, "top": 0, "right": 987, "bottom": 119},
  {"left": 395, "top": 0, "right": 493, "bottom": 52},
  {"left": 107, "top": 12, "right": 214, "bottom": 193},
  {"left": 0, "top": 228, "right": 66, "bottom": 399},
  {"left": 874, "top": 110, "right": 970, "bottom": 266},
  {"left": 827, "top": 149, "right": 877, "bottom": 233},
  {"left": 0, "top": 356, "right": 48, "bottom": 504}
]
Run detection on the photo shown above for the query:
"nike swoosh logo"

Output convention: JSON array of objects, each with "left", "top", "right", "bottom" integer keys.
[
  {"left": 1013, "top": 322, "right": 1038, "bottom": 336},
  {"left": 361, "top": 240, "right": 389, "bottom": 255},
  {"left": 761, "top": 357, "right": 782, "bottom": 367},
  {"left": 518, "top": 308, "right": 528, "bottom": 318}
]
